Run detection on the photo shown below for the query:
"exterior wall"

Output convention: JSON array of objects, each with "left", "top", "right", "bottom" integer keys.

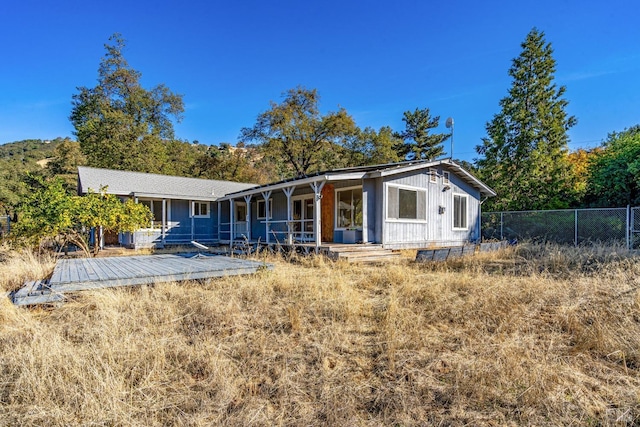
[
  {"left": 127, "top": 199, "right": 217, "bottom": 249},
  {"left": 382, "top": 166, "right": 481, "bottom": 249}
]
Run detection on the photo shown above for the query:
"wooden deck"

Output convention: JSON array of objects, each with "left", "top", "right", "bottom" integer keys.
[{"left": 11, "top": 253, "right": 272, "bottom": 306}]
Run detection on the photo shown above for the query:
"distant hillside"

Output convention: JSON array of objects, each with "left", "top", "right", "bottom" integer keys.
[
  {"left": 0, "top": 137, "right": 71, "bottom": 215},
  {"left": 0, "top": 138, "right": 65, "bottom": 163}
]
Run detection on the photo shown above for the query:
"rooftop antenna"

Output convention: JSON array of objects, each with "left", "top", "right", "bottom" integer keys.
[{"left": 445, "top": 117, "right": 454, "bottom": 159}]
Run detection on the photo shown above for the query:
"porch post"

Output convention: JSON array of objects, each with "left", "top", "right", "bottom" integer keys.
[
  {"left": 162, "top": 198, "right": 167, "bottom": 244},
  {"left": 190, "top": 201, "right": 195, "bottom": 241},
  {"left": 283, "top": 187, "right": 295, "bottom": 244},
  {"left": 230, "top": 199, "right": 235, "bottom": 243},
  {"left": 217, "top": 201, "right": 221, "bottom": 242},
  {"left": 244, "top": 195, "right": 253, "bottom": 241},
  {"left": 261, "top": 191, "right": 272, "bottom": 244},
  {"left": 310, "top": 181, "right": 326, "bottom": 251},
  {"left": 361, "top": 184, "right": 368, "bottom": 243}
]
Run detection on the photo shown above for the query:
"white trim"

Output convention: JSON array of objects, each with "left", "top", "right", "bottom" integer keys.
[
  {"left": 384, "top": 182, "right": 428, "bottom": 223},
  {"left": 334, "top": 185, "right": 363, "bottom": 231},
  {"left": 452, "top": 193, "right": 469, "bottom": 230},
  {"left": 443, "top": 171, "right": 450, "bottom": 184}
]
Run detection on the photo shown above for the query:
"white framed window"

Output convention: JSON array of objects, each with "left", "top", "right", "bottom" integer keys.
[
  {"left": 443, "top": 171, "right": 450, "bottom": 184},
  {"left": 429, "top": 168, "right": 437, "bottom": 183},
  {"left": 453, "top": 194, "right": 468, "bottom": 229},
  {"left": 335, "top": 186, "right": 363, "bottom": 229},
  {"left": 387, "top": 184, "right": 426, "bottom": 221},
  {"left": 192, "top": 201, "right": 210, "bottom": 218},
  {"left": 257, "top": 199, "right": 272, "bottom": 219}
]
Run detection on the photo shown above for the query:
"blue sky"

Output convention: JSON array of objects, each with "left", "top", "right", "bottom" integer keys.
[{"left": 1, "top": 0, "right": 638, "bottom": 162}]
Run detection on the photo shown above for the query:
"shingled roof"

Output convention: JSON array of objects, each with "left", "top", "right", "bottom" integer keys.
[{"left": 77, "top": 167, "right": 258, "bottom": 201}]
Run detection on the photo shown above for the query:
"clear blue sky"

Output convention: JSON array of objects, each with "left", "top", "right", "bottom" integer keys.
[{"left": 1, "top": 0, "right": 638, "bottom": 162}]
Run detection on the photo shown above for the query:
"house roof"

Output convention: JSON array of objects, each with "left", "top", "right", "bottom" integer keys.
[
  {"left": 220, "top": 159, "right": 496, "bottom": 199},
  {"left": 77, "top": 167, "right": 258, "bottom": 201}
]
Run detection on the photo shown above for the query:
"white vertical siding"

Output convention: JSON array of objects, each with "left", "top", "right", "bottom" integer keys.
[{"left": 383, "top": 166, "right": 481, "bottom": 249}]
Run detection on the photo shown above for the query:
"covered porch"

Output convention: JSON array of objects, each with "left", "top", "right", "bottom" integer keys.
[{"left": 216, "top": 171, "right": 378, "bottom": 252}]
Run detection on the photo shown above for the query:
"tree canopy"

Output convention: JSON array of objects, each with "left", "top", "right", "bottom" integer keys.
[
  {"left": 240, "top": 87, "right": 359, "bottom": 178},
  {"left": 585, "top": 126, "right": 640, "bottom": 207},
  {"left": 476, "top": 28, "right": 577, "bottom": 211},
  {"left": 70, "top": 33, "right": 184, "bottom": 173}
]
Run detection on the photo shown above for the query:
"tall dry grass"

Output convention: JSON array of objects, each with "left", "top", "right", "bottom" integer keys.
[
  {"left": 0, "top": 243, "right": 56, "bottom": 293},
  {"left": 1, "top": 244, "right": 639, "bottom": 426}
]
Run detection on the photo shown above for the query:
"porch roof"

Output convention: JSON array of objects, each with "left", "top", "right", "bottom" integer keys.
[
  {"left": 77, "top": 166, "right": 258, "bottom": 201},
  {"left": 220, "top": 159, "right": 496, "bottom": 199}
]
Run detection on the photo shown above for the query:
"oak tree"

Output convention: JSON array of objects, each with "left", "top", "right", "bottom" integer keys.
[
  {"left": 70, "top": 34, "right": 184, "bottom": 173},
  {"left": 240, "top": 87, "right": 358, "bottom": 178}
]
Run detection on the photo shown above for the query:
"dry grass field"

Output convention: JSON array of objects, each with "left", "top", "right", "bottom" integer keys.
[{"left": 1, "top": 243, "right": 639, "bottom": 426}]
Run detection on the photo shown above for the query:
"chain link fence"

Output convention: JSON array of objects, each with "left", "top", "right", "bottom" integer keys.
[
  {"left": 482, "top": 207, "right": 640, "bottom": 249},
  {"left": 0, "top": 216, "right": 9, "bottom": 239}
]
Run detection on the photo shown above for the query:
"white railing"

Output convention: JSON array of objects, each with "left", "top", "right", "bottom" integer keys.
[{"left": 219, "top": 219, "right": 316, "bottom": 244}]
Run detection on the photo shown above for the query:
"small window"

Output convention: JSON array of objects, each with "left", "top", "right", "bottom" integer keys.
[
  {"left": 387, "top": 185, "right": 426, "bottom": 221},
  {"left": 193, "top": 202, "right": 210, "bottom": 218},
  {"left": 453, "top": 194, "right": 468, "bottom": 229},
  {"left": 430, "top": 168, "right": 437, "bottom": 183},
  {"left": 257, "top": 199, "right": 272, "bottom": 219},
  {"left": 443, "top": 171, "right": 450, "bottom": 184}
]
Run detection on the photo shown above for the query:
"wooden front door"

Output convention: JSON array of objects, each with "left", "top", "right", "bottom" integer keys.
[{"left": 321, "top": 184, "right": 334, "bottom": 242}]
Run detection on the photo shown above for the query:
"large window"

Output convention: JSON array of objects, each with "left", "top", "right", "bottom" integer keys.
[
  {"left": 387, "top": 185, "right": 426, "bottom": 220},
  {"left": 336, "top": 187, "right": 363, "bottom": 228},
  {"left": 453, "top": 194, "right": 468, "bottom": 229}
]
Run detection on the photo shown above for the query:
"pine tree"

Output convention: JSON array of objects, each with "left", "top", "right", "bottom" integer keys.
[
  {"left": 397, "top": 108, "right": 449, "bottom": 161},
  {"left": 476, "top": 28, "right": 577, "bottom": 211}
]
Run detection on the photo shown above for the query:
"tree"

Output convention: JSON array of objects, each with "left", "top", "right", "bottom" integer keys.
[
  {"left": 47, "top": 138, "right": 87, "bottom": 192},
  {"left": 476, "top": 29, "right": 577, "bottom": 211},
  {"left": 70, "top": 34, "right": 184, "bottom": 173},
  {"left": 15, "top": 174, "right": 151, "bottom": 256},
  {"left": 585, "top": 126, "right": 640, "bottom": 207},
  {"left": 342, "top": 126, "right": 403, "bottom": 167},
  {"left": 397, "top": 108, "right": 449, "bottom": 160},
  {"left": 240, "top": 87, "right": 359, "bottom": 178}
]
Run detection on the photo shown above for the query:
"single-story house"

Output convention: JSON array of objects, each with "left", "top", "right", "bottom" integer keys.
[{"left": 77, "top": 159, "right": 495, "bottom": 250}]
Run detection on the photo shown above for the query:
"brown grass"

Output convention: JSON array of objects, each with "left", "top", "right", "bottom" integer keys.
[
  {"left": 0, "top": 243, "right": 56, "bottom": 293},
  {"left": 1, "top": 244, "right": 639, "bottom": 426}
]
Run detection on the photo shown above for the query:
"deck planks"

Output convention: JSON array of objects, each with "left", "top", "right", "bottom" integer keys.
[{"left": 12, "top": 254, "right": 272, "bottom": 306}]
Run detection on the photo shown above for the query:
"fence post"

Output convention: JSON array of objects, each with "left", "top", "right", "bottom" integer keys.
[
  {"left": 627, "top": 205, "right": 631, "bottom": 251},
  {"left": 574, "top": 209, "right": 578, "bottom": 247},
  {"left": 500, "top": 212, "right": 504, "bottom": 241}
]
